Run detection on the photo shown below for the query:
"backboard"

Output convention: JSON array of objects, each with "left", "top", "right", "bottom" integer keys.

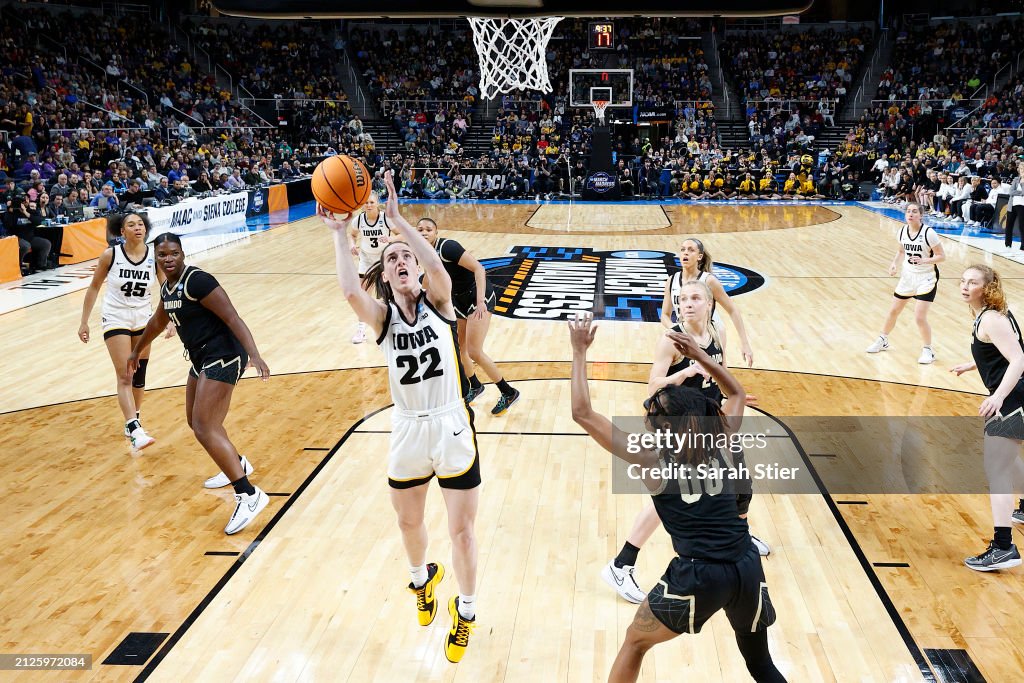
[{"left": 569, "top": 69, "right": 633, "bottom": 109}]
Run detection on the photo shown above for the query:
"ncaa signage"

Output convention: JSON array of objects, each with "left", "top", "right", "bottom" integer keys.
[
  {"left": 481, "top": 246, "right": 765, "bottom": 321},
  {"left": 586, "top": 172, "right": 616, "bottom": 194},
  {"left": 248, "top": 188, "right": 266, "bottom": 215}
]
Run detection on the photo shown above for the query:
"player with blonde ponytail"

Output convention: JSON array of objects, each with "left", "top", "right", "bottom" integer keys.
[{"left": 602, "top": 279, "right": 769, "bottom": 603}]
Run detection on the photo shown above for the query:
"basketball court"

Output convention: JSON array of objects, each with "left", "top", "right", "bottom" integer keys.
[
  {"left": 3, "top": 0, "right": 1023, "bottom": 680},
  {"left": 3, "top": 196, "right": 1024, "bottom": 681}
]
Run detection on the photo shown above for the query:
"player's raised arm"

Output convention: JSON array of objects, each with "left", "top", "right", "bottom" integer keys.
[
  {"left": 668, "top": 330, "right": 746, "bottom": 428},
  {"left": 381, "top": 171, "right": 452, "bottom": 302},
  {"left": 321, "top": 206, "right": 387, "bottom": 336},
  {"left": 570, "top": 312, "right": 659, "bottom": 470}
]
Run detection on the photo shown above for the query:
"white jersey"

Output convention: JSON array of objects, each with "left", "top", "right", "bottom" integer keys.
[
  {"left": 899, "top": 224, "right": 939, "bottom": 275},
  {"left": 103, "top": 244, "right": 157, "bottom": 313},
  {"left": 356, "top": 210, "right": 391, "bottom": 260},
  {"left": 378, "top": 292, "right": 467, "bottom": 413},
  {"left": 670, "top": 270, "right": 718, "bottom": 323}
]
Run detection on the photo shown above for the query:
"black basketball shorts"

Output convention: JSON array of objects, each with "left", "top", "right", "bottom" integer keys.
[
  {"left": 188, "top": 335, "right": 248, "bottom": 385},
  {"left": 647, "top": 544, "right": 776, "bottom": 635},
  {"left": 451, "top": 282, "right": 497, "bottom": 320}
]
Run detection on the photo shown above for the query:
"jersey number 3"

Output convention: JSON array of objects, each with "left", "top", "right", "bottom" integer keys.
[{"left": 396, "top": 348, "right": 444, "bottom": 385}]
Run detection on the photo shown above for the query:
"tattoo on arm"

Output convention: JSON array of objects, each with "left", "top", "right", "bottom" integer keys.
[{"left": 632, "top": 601, "right": 661, "bottom": 632}]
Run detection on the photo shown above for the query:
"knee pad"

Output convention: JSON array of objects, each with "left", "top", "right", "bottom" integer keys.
[{"left": 132, "top": 358, "right": 149, "bottom": 388}]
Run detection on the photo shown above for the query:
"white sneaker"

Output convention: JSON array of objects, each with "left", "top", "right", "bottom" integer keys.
[
  {"left": 918, "top": 347, "right": 936, "bottom": 364},
  {"left": 352, "top": 322, "right": 366, "bottom": 344},
  {"left": 601, "top": 561, "right": 646, "bottom": 604},
  {"left": 751, "top": 535, "right": 771, "bottom": 557},
  {"left": 866, "top": 336, "right": 889, "bottom": 353},
  {"left": 128, "top": 426, "right": 155, "bottom": 452},
  {"left": 225, "top": 486, "right": 269, "bottom": 535},
  {"left": 205, "top": 455, "right": 254, "bottom": 489}
]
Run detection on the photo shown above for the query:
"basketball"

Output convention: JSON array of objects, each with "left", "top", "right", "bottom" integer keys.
[{"left": 312, "top": 155, "right": 372, "bottom": 216}]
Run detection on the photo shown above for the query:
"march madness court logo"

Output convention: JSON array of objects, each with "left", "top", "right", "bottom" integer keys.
[{"left": 481, "top": 247, "right": 766, "bottom": 321}]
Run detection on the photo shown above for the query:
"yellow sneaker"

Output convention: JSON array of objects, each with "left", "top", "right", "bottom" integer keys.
[
  {"left": 408, "top": 562, "right": 444, "bottom": 626},
  {"left": 444, "top": 597, "right": 476, "bottom": 663}
]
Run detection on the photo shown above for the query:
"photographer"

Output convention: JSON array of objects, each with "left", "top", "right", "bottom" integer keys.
[{"left": 3, "top": 194, "right": 51, "bottom": 273}]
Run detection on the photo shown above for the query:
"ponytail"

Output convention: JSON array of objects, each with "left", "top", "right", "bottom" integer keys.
[
  {"left": 683, "top": 237, "right": 714, "bottom": 274},
  {"left": 362, "top": 259, "right": 392, "bottom": 301}
]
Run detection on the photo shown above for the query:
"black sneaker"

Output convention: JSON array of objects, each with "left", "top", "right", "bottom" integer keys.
[
  {"left": 491, "top": 388, "right": 520, "bottom": 416},
  {"left": 465, "top": 385, "right": 485, "bottom": 404},
  {"left": 965, "top": 541, "right": 1022, "bottom": 572},
  {"left": 1013, "top": 508, "right": 1024, "bottom": 524}
]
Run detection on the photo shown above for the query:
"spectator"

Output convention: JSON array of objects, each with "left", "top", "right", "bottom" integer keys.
[
  {"left": 193, "top": 172, "right": 213, "bottom": 193},
  {"left": 89, "top": 183, "right": 120, "bottom": 211},
  {"left": 3, "top": 194, "right": 52, "bottom": 273},
  {"left": 49, "top": 173, "right": 74, "bottom": 198},
  {"left": 154, "top": 177, "right": 172, "bottom": 202},
  {"left": 122, "top": 180, "right": 145, "bottom": 206}
]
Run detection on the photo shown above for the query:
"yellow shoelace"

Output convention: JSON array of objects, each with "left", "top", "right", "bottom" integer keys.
[{"left": 453, "top": 617, "right": 476, "bottom": 646}]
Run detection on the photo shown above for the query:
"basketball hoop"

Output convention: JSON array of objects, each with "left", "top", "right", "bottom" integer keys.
[
  {"left": 467, "top": 16, "right": 563, "bottom": 100},
  {"left": 592, "top": 100, "right": 609, "bottom": 124}
]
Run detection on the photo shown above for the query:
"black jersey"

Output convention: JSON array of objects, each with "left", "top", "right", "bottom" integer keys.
[
  {"left": 161, "top": 265, "right": 233, "bottom": 352},
  {"left": 435, "top": 237, "right": 477, "bottom": 292},
  {"left": 651, "top": 449, "right": 751, "bottom": 561},
  {"left": 666, "top": 325, "right": 725, "bottom": 404},
  {"left": 972, "top": 308, "right": 1024, "bottom": 396}
]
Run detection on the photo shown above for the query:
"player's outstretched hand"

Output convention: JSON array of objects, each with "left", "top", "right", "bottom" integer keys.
[
  {"left": 382, "top": 170, "right": 398, "bottom": 215},
  {"left": 318, "top": 204, "right": 350, "bottom": 230},
  {"left": 568, "top": 311, "right": 598, "bottom": 353},
  {"left": 741, "top": 344, "right": 754, "bottom": 368},
  {"left": 163, "top": 323, "right": 176, "bottom": 339},
  {"left": 248, "top": 355, "right": 270, "bottom": 382},
  {"left": 667, "top": 330, "right": 705, "bottom": 361},
  {"left": 950, "top": 362, "right": 975, "bottom": 376}
]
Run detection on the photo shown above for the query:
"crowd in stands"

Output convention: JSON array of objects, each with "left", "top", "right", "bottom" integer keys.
[
  {"left": 7, "top": 1, "right": 1024, "bottom": 266},
  {"left": 721, "top": 26, "right": 871, "bottom": 158},
  {"left": 349, "top": 23, "right": 480, "bottom": 160},
  {"left": 837, "top": 18, "right": 1024, "bottom": 184}
]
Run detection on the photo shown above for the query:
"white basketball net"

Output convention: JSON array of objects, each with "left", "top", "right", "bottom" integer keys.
[
  {"left": 467, "top": 16, "right": 563, "bottom": 100},
  {"left": 592, "top": 100, "right": 609, "bottom": 124}
]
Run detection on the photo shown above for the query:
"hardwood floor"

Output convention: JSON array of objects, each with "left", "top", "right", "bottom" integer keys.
[{"left": 1, "top": 202, "right": 1022, "bottom": 681}]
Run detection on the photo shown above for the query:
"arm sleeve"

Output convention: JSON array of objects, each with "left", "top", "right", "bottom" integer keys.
[
  {"left": 185, "top": 269, "right": 220, "bottom": 301},
  {"left": 437, "top": 238, "right": 465, "bottom": 265}
]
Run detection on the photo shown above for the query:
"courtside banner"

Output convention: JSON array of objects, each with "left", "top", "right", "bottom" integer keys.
[
  {"left": 414, "top": 167, "right": 510, "bottom": 191},
  {"left": 146, "top": 193, "right": 249, "bottom": 237}
]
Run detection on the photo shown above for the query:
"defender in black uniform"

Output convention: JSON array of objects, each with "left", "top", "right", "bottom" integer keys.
[
  {"left": 953, "top": 265, "right": 1024, "bottom": 571},
  {"left": 415, "top": 218, "right": 520, "bottom": 416},
  {"left": 128, "top": 232, "right": 271, "bottom": 536},
  {"left": 570, "top": 312, "right": 786, "bottom": 682},
  {"left": 604, "top": 280, "right": 767, "bottom": 606}
]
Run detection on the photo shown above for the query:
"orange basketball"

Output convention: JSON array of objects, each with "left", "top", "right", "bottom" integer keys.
[{"left": 312, "top": 155, "right": 372, "bottom": 216}]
